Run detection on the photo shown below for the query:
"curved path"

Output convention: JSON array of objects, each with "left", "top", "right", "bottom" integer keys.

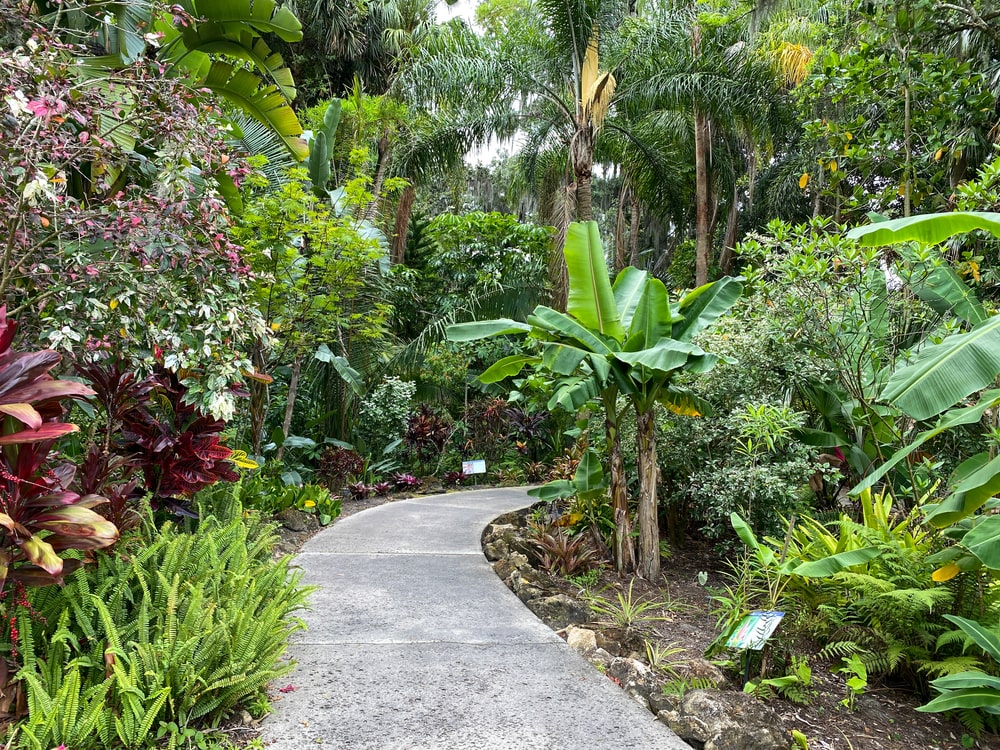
[{"left": 261, "top": 488, "right": 690, "bottom": 749}]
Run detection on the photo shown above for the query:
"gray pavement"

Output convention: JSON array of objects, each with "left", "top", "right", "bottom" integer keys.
[{"left": 260, "top": 488, "right": 691, "bottom": 749}]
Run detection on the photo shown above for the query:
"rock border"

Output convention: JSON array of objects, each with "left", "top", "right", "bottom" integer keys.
[{"left": 482, "top": 507, "right": 792, "bottom": 750}]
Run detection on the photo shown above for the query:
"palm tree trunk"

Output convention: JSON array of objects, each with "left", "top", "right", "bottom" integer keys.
[
  {"left": 391, "top": 183, "right": 415, "bottom": 265},
  {"left": 628, "top": 196, "right": 641, "bottom": 267},
  {"left": 572, "top": 125, "right": 595, "bottom": 222},
  {"left": 635, "top": 405, "right": 660, "bottom": 580},
  {"left": 719, "top": 185, "right": 739, "bottom": 275},
  {"left": 364, "top": 130, "right": 393, "bottom": 221},
  {"left": 694, "top": 106, "right": 712, "bottom": 287},
  {"left": 604, "top": 393, "right": 635, "bottom": 574},
  {"left": 614, "top": 182, "right": 628, "bottom": 272},
  {"left": 249, "top": 339, "right": 269, "bottom": 456}
]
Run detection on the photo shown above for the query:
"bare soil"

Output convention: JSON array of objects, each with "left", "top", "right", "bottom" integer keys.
[{"left": 513, "top": 517, "right": 997, "bottom": 750}]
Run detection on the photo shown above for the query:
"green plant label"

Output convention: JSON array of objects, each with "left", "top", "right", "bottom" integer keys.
[{"left": 727, "top": 611, "right": 785, "bottom": 651}]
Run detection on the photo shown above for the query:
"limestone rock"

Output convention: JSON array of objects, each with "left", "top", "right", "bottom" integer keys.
[
  {"left": 275, "top": 508, "right": 309, "bottom": 533},
  {"left": 483, "top": 538, "right": 509, "bottom": 561},
  {"left": 565, "top": 626, "right": 597, "bottom": 655},
  {"left": 595, "top": 627, "right": 647, "bottom": 657},
  {"left": 526, "top": 594, "right": 592, "bottom": 630},
  {"left": 492, "top": 557, "right": 517, "bottom": 580},
  {"left": 672, "top": 658, "right": 730, "bottom": 690},
  {"left": 608, "top": 657, "right": 656, "bottom": 701},
  {"left": 647, "top": 690, "right": 678, "bottom": 715},
  {"left": 588, "top": 647, "right": 615, "bottom": 670},
  {"left": 658, "top": 689, "right": 788, "bottom": 750}
]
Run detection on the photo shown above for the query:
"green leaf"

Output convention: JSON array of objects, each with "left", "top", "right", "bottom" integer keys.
[
  {"left": 540, "top": 343, "right": 589, "bottom": 376},
  {"left": 308, "top": 131, "right": 330, "bottom": 194},
  {"left": 931, "top": 672, "right": 1000, "bottom": 691},
  {"left": 179, "top": 26, "right": 297, "bottom": 98},
  {"left": 612, "top": 267, "right": 650, "bottom": 333},
  {"left": 898, "top": 246, "right": 986, "bottom": 326},
  {"left": 851, "top": 391, "right": 1000, "bottom": 495},
  {"left": 446, "top": 319, "right": 532, "bottom": 341},
  {"left": 548, "top": 376, "right": 602, "bottom": 412},
  {"left": 200, "top": 62, "right": 306, "bottom": 159},
  {"left": 527, "top": 480, "right": 575, "bottom": 500},
  {"left": 320, "top": 99, "right": 342, "bottom": 141},
  {"left": 671, "top": 276, "right": 743, "bottom": 342},
  {"left": 314, "top": 345, "right": 363, "bottom": 396},
  {"left": 615, "top": 340, "right": 699, "bottom": 374},
  {"left": 479, "top": 355, "right": 536, "bottom": 383},
  {"left": 528, "top": 307, "right": 616, "bottom": 355},
  {"left": 790, "top": 547, "right": 881, "bottom": 578},
  {"left": 918, "top": 687, "right": 1000, "bottom": 713},
  {"left": 847, "top": 211, "right": 1000, "bottom": 247},
  {"left": 623, "top": 277, "right": 672, "bottom": 352},
  {"left": 730, "top": 512, "right": 774, "bottom": 566},
  {"left": 190, "top": 0, "right": 303, "bottom": 42},
  {"left": 944, "top": 615, "right": 1000, "bottom": 662},
  {"left": 564, "top": 222, "right": 623, "bottom": 341},
  {"left": 881, "top": 315, "right": 1000, "bottom": 420},
  {"left": 957, "top": 516, "right": 1000, "bottom": 571},
  {"left": 925, "top": 453, "right": 1000, "bottom": 527},
  {"left": 573, "top": 449, "right": 607, "bottom": 499}
]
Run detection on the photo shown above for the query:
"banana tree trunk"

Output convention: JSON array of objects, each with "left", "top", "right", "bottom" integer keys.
[
  {"left": 694, "top": 106, "right": 712, "bottom": 287},
  {"left": 635, "top": 405, "right": 660, "bottom": 580},
  {"left": 605, "top": 394, "right": 635, "bottom": 574}
]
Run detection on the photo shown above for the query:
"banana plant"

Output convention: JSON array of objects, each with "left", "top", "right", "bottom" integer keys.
[
  {"left": 449, "top": 221, "right": 742, "bottom": 578},
  {"left": 847, "top": 211, "right": 1000, "bottom": 577}
]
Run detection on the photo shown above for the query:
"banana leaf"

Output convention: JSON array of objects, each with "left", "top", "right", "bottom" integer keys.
[
  {"left": 201, "top": 62, "right": 307, "bottom": 159},
  {"left": 880, "top": 315, "right": 1000, "bottom": 420},
  {"left": 671, "top": 276, "right": 744, "bottom": 342},
  {"left": 564, "top": 222, "right": 623, "bottom": 342},
  {"left": 847, "top": 211, "right": 1000, "bottom": 247}
]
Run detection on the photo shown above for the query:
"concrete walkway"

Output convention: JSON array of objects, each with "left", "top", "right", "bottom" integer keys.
[{"left": 261, "top": 488, "right": 690, "bottom": 749}]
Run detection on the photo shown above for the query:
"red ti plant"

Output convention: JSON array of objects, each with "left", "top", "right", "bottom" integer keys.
[
  {"left": 0, "top": 308, "right": 118, "bottom": 596},
  {"left": 117, "top": 368, "right": 238, "bottom": 515}
]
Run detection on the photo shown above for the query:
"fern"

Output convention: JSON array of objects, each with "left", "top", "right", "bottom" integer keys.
[{"left": 13, "top": 515, "right": 312, "bottom": 749}]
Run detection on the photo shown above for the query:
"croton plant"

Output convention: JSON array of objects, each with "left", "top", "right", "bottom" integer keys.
[{"left": 0, "top": 308, "right": 118, "bottom": 595}]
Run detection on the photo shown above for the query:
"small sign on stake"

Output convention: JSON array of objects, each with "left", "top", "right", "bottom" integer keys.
[
  {"left": 461, "top": 459, "right": 486, "bottom": 485},
  {"left": 461, "top": 459, "right": 486, "bottom": 475},
  {"left": 727, "top": 610, "right": 785, "bottom": 651}
]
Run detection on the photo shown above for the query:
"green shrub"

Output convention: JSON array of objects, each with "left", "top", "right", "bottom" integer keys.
[{"left": 11, "top": 516, "right": 310, "bottom": 749}]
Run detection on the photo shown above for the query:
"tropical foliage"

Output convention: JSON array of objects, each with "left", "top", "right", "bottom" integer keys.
[{"left": 6, "top": 0, "right": 1000, "bottom": 741}]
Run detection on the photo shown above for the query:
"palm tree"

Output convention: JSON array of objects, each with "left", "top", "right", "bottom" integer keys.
[{"left": 622, "top": 6, "right": 790, "bottom": 285}]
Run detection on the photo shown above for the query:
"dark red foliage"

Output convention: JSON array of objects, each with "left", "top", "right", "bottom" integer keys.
[
  {"left": 0, "top": 308, "right": 117, "bottom": 595},
  {"left": 77, "top": 358, "right": 237, "bottom": 516},
  {"left": 347, "top": 481, "right": 371, "bottom": 500},
  {"left": 317, "top": 446, "right": 365, "bottom": 489},
  {"left": 392, "top": 473, "right": 420, "bottom": 489},
  {"left": 120, "top": 370, "right": 237, "bottom": 502},
  {"left": 405, "top": 404, "right": 451, "bottom": 471},
  {"left": 443, "top": 471, "right": 465, "bottom": 487}
]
